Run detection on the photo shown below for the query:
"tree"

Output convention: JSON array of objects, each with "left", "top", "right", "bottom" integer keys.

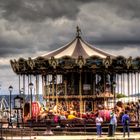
[{"left": 116, "top": 93, "right": 126, "bottom": 99}]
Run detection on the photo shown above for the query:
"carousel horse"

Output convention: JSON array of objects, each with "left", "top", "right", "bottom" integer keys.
[{"left": 53, "top": 103, "right": 64, "bottom": 114}]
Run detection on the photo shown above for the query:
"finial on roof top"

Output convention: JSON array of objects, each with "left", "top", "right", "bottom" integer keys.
[{"left": 76, "top": 26, "right": 81, "bottom": 37}]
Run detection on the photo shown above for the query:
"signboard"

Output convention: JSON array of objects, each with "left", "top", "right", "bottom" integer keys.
[
  {"left": 83, "top": 84, "right": 91, "bottom": 90},
  {"left": 14, "top": 98, "right": 21, "bottom": 109},
  {"left": 14, "top": 95, "right": 23, "bottom": 109}
]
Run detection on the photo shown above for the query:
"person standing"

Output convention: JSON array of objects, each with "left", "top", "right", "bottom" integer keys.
[
  {"left": 95, "top": 113, "right": 103, "bottom": 137},
  {"left": 108, "top": 111, "right": 117, "bottom": 137},
  {"left": 122, "top": 110, "right": 130, "bottom": 137}
]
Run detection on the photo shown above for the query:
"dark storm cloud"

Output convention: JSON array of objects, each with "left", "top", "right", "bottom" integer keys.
[
  {"left": 0, "top": 37, "right": 35, "bottom": 57},
  {"left": 109, "top": 0, "right": 140, "bottom": 20},
  {"left": 78, "top": 0, "right": 140, "bottom": 49},
  {"left": 0, "top": 0, "right": 140, "bottom": 55},
  {"left": 0, "top": 0, "right": 93, "bottom": 22},
  {"left": 87, "top": 36, "right": 140, "bottom": 49}
]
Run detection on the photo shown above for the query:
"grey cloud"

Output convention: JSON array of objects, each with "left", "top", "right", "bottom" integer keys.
[
  {"left": 0, "top": 0, "right": 81, "bottom": 22},
  {"left": 110, "top": 0, "right": 140, "bottom": 20},
  {"left": 0, "top": 64, "right": 10, "bottom": 69},
  {"left": 76, "top": 0, "right": 140, "bottom": 49},
  {"left": 0, "top": 37, "right": 35, "bottom": 57},
  {"left": 0, "top": 0, "right": 140, "bottom": 58},
  {"left": 4, "top": 0, "right": 138, "bottom": 22}
]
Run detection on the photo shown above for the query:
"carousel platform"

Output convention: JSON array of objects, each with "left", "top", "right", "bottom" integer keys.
[
  {"left": 2, "top": 128, "right": 140, "bottom": 140},
  {"left": 2, "top": 133, "right": 140, "bottom": 140},
  {"left": 0, "top": 119, "right": 140, "bottom": 137}
]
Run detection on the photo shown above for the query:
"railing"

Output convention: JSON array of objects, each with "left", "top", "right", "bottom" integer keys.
[{"left": 0, "top": 119, "right": 139, "bottom": 137}]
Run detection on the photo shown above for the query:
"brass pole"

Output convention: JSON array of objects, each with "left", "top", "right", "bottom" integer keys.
[
  {"left": 52, "top": 75, "right": 55, "bottom": 103},
  {"left": 127, "top": 73, "right": 130, "bottom": 100},
  {"left": 42, "top": 75, "right": 45, "bottom": 103},
  {"left": 36, "top": 75, "right": 39, "bottom": 101},
  {"left": 56, "top": 76, "right": 58, "bottom": 105},
  {"left": 79, "top": 71, "right": 82, "bottom": 118},
  {"left": 64, "top": 79, "right": 68, "bottom": 110},
  {"left": 138, "top": 72, "right": 140, "bottom": 99},
  {"left": 19, "top": 75, "right": 21, "bottom": 95}
]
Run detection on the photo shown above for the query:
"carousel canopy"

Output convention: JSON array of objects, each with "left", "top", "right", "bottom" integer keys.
[
  {"left": 41, "top": 27, "right": 115, "bottom": 59},
  {"left": 11, "top": 27, "right": 139, "bottom": 74}
]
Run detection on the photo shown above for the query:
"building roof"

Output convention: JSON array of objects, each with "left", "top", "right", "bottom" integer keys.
[{"left": 41, "top": 27, "right": 115, "bottom": 59}]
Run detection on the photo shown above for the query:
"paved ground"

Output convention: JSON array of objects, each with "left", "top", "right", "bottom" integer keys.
[{"left": 3, "top": 132, "right": 140, "bottom": 140}]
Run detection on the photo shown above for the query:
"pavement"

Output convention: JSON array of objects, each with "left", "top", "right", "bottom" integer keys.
[{"left": 2, "top": 132, "right": 140, "bottom": 140}]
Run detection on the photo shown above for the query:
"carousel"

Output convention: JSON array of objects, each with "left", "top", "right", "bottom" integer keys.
[{"left": 10, "top": 27, "right": 140, "bottom": 120}]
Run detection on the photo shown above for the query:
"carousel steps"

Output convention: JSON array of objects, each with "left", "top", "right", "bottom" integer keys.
[
  {"left": 20, "top": 120, "right": 138, "bottom": 135},
  {"left": 30, "top": 125, "right": 140, "bottom": 133},
  {"left": 1, "top": 126, "right": 140, "bottom": 136}
]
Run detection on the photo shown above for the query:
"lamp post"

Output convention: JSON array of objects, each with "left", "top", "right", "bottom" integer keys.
[
  {"left": 8, "top": 85, "right": 13, "bottom": 127},
  {"left": 112, "top": 82, "right": 116, "bottom": 110},
  {"left": 14, "top": 95, "right": 23, "bottom": 128},
  {"left": 20, "top": 88, "right": 24, "bottom": 124},
  {"left": 29, "top": 83, "right": 33, "bottom": 119}
]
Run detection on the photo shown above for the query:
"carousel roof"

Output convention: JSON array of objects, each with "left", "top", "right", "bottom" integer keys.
[{"left": 41, "top": 27, "right": 115, "bottom": 59}]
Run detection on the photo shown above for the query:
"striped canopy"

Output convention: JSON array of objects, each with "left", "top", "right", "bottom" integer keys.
[{"left": 41, "top": 30, "right": 115, "bottom": 59}]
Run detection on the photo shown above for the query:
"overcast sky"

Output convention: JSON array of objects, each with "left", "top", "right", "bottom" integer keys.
[{"left": 0, "top": 0, "right": 140, "bottom": 95}]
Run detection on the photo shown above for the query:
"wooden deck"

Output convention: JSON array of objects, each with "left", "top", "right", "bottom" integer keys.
[{"left": 0, "top": 119, "right": 140, "bottom": 136}]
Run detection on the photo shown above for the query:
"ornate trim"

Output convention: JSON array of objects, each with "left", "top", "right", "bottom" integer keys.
[
  {"left": 49, "top": 56, "right": 57, "bottom": 69},
  {"left": 27, "top": 57, "right": 35, "bottom": 70},
  {"left": 126, "top": 56, "right": 132, "bottom": 69},
  {"left": 77, "top": 56, "right": 85, "bottom": 68},
  {"left": 10, "top": 59, "right": 20, "bottom": 72},
  {"left": 104, "top": 56, "right": 112, "bottom": 68}
]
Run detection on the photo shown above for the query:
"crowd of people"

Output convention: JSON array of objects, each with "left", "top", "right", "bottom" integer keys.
[
  {"left": 22, "top": 100, "right": 140, "bottom": 137},
  {"left": 37, "top": 101, "right": 140, "bottom": 123}
]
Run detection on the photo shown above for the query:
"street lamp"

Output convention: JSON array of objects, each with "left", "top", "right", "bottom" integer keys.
[
  {"left": 14, "top": 95, "right": 23, "bottom": 128},
  {"left": 112, "top": 82, "right": 116, "bottom": 109},
  {"left": 8, "top": 85, "right": 13, "bottom": 127},
  {"left": 20, "top": 88, "right": 24, "bottom": 124},
  {"left": 29, "top": 83, "right": 33, "bottom": 119}
]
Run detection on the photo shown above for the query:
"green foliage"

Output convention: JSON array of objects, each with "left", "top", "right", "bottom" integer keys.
[{"left": 116, "top": 93, "right": 126, "bottom": 99}]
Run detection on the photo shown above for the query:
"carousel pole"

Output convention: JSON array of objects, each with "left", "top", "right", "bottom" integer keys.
[
  {"left": 113, "top": 81, "right": 116, "bottom": 110},
  {"left": 79, "top": 70, "right": 82, "bottom": 118},
  {"left": 56, "top": 75, "right": 59, "bottom": 106},
  {"left": 92, "top": 73, "right": 95, "bottom": 111},
  {"left": 135, "top": 73, "right": 137, "bottom": 102},
  {"left": 42, "top": 75, "right": 46, "bottom": 106},
  {"left": 64, "top": 78, "right": 68, "bottom": 110},
  {"left": 127, "top": 73, "right": 130, "bottom": 101},
  {"left": 23, "top": 75, "right": 25, "bottom": 103},
  {"left": 19, "top": 75, "right": 21, "bottom": 95},
  {"left": 52, "top": 74, "right": 55, "bottom": 106},
  {"left": 131, "top": 73, "right": 133, "bottom": 101},
  {"left": 35, "top": 75, "right": 39, "bottom": 122},
  {"left": 121, "top": 74, "right": 123, "bottom": 95},
  {"left": 122, "top": 74, "right": 125, "bottom": 98},
  {"left": 103, "top": 73, "right": 106, "bottom": 108},
  {"left": 138, "top": 72, "right": 140, "bottom": 100},
  {"left": 35, "top": 75, "right": 39, "bottom": 102}
]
